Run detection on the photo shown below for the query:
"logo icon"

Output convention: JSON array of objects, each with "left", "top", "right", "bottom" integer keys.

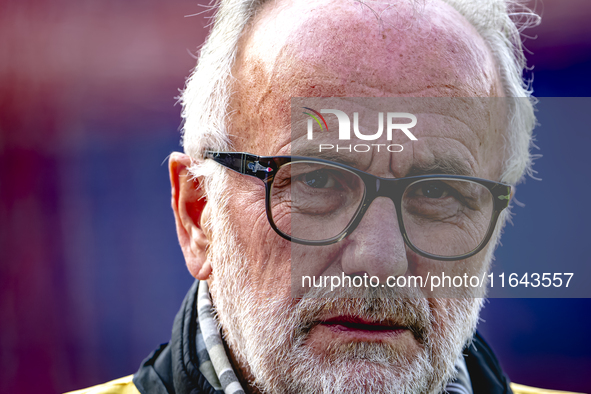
[{"left": 302, "top": 107, "right": 329, "bottom": 133}]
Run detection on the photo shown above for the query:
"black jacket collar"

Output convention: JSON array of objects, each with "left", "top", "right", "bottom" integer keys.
[
  {"left": 133, "top": 281, "right": 513, "bottom": 394},
  {"left": 464, "top": 331, "right": 514, "bottom": 394}
]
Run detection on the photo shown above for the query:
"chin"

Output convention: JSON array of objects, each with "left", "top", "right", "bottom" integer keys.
[{"left": 267, "top": 347, "right": 435, "bottom": 394}]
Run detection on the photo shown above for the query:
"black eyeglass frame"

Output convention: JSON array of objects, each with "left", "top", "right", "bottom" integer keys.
[{"left": 203, "top": 150, "right": 511, "bottom": 261}]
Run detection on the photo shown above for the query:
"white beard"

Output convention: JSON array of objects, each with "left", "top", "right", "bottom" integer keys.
[{"left": 205, "top": 186, "right": 485, "bottom": 394}]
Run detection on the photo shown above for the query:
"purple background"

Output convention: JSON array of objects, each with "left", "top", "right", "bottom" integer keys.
[{"left": 1, "top": 0, "right": 590, "bottom": 393}]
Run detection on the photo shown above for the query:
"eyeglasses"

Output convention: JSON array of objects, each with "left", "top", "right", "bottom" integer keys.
[{"left": 204, "top": 150, "right": 511, "bottom": 261}]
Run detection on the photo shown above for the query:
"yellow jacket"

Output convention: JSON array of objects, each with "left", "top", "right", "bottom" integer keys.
[{"left": 66, "top": 375, "right": 584, "bottom": 394}]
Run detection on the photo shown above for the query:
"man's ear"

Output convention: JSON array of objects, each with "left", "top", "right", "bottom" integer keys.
[{"left": 169, "top": 152, "right": 212, "bottom": 280}]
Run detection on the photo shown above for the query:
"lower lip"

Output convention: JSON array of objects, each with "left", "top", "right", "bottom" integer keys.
[{"left": 320, "top": 322, "right": 408, "bottom": 340}]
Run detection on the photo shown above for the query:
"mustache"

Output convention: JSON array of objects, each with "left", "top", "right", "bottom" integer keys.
[{"left": 289, "top": 285, "right": 432, "bottom": 344}]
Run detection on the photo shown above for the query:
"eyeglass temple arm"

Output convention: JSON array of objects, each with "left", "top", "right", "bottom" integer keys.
[{"left": 203, "top": 151, "right": 274, "bottom": 180}]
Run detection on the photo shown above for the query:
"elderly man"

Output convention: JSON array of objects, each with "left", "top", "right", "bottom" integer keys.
[{"left": 68, "top": 0, "right": 575, "bottom": 393}]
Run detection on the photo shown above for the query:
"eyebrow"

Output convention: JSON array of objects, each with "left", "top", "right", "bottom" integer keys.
[{"left": 406, "top": 157, "right": 474, "bottom": 177}]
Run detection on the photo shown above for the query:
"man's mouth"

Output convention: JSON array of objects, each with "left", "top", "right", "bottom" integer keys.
[{"left": 319, "top": 316, "right": 409, "bottom": 337}]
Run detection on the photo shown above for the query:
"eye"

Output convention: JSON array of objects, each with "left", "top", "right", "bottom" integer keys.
[
  {"left": 302, "top": 170, "right": 336, "bottom": 189},
  {"left": 419, "top": 181, "right": 449, "bottom": 199}
]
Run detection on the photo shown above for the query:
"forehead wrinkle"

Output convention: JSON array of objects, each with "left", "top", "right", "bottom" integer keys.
[
  {"left": 276, "top": 74, "right": 480, "bottom": 98},
  {"left": 410, "top": 108, "right": 504, "bottom": 177},
  {"left": 388, "top": 135, "right": 478, "bottom": 179}
]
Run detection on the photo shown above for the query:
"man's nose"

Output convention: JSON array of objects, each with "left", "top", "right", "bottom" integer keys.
[{"left": 340, "top": 197, "right": 408, "bottom": 283}]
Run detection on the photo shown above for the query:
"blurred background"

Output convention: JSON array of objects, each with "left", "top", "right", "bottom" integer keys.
[{"left": 1, "top": 0, "right": 590, "bottom": 393}]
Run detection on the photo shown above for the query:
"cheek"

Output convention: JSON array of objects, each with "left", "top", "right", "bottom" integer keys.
[{"left": 225, "top": 178, "right": 294, "bottom": 298}]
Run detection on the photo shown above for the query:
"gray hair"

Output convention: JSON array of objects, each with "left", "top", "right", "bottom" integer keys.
[{"left": 180, "top": 0, "right": 539, "bottom": 186}]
